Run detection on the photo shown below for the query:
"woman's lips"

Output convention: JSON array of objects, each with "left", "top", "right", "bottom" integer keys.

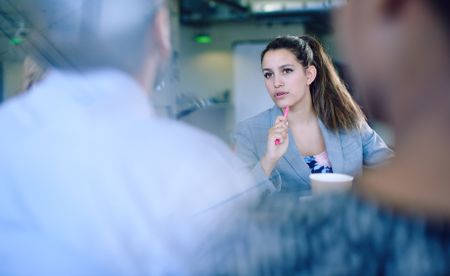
[{"left": 274, "top": 92, "right": 288, "bottom": 99}]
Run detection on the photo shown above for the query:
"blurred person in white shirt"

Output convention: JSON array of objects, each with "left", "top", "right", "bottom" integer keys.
[{"left": 0, "top": 0, "right": 267, "bottom": 274}]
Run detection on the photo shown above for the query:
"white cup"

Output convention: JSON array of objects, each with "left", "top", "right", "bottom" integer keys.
[{"left": 309, "top": 173, "right": 354, "bottom": 194}]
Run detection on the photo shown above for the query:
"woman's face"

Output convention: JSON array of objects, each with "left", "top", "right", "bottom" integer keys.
[{"left": 262, "top": 49, "right": 314, "bottom": 109}]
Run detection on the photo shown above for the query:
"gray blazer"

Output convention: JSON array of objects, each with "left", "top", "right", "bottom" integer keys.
[{"left": 234, "top": 106, "right": 394, "bottom": 197}]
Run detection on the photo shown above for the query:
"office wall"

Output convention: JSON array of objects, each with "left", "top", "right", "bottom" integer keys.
[{"left": 233, "top": 42, "right": 271, "bottom": 124}]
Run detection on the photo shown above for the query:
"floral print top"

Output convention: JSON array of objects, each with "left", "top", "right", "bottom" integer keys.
[{"left": 304, "top": 151, "right": 333, "bottom": 173}]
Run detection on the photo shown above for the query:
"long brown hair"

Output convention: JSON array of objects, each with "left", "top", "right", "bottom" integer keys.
[{"left": 261, "top": 35, "right": 365, "bottom": 131}]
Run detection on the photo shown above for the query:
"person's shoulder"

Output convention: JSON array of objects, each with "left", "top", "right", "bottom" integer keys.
[
  {"left": 0, "top": 92, "right": 37, "bottom": 135},
  {"left": 349, "top": 120, "right": 386, "bottom": 144},
  {"left": 0, "top": 92, "right": 43, "bottom": 160},
  {"left": 334, "top": 119, "right": 372, "bottom": 139},
  {"left": 133, "top": 117, "right": 234, "bottom": 160},
  {"left": 0, "top": 93, "right": 26, "bottom": 119},
  {"left": 131, "top": 117, "right": 252, "bottom": 206},
  {"left": 151, "top": 118, "right": 225, "bottom": 145}
]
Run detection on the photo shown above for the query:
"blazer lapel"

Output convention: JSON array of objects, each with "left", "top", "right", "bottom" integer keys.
[
  {"left": 283, "top": 130, "right": 312, "bottom": 184},
  {"left": 319, "top": 120, "right": 344, "bottom": 173}
]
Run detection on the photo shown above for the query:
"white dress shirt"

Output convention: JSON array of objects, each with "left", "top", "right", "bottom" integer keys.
[{"left": 0, "top": 69, "right": 262, "bottom": 275}]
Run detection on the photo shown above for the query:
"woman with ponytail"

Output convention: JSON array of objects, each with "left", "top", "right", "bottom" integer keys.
[{"left": 234, "top": 35, "right": 393, "bottom": 197}]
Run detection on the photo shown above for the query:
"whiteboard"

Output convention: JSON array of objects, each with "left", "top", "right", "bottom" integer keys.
[{"left": 233, "top": 42, "right": 274, "bottom": 124}]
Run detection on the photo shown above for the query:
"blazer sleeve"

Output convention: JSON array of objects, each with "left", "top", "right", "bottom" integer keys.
[
  {"left": 360, "top": 121, "right": 394, "bottom": 167},
  {"left": 233, "top": 122, "right": 281, "bottom": 192}
]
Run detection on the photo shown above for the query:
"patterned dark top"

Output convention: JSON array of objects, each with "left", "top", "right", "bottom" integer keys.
[
  {"left": 304, "top": 151, "right": 333, "bottom": 173},
  {"left": 193, "top": 193, "right": 450, "bottom": 275}
]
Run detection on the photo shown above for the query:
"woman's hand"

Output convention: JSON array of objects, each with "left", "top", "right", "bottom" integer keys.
[{"left": 260, "top": 116, "right": 289, "bottom": 176}]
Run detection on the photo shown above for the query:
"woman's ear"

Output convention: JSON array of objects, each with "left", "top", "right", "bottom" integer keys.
[
  {"left": 153, "top": 7, "right": 171, "bottom": 59},
  {"left": 306, "top": 65, "right": 317, "bottom": 85}
]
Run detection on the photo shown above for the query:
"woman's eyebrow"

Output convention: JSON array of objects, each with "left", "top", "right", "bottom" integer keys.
[
  {"left": 262, "top": 64, "right": 294, "bottom": 71},
  {"left": 262, "top": 63, "right": 294, "bottom": 72},
  {"left": 279, "top": 64, "right": 294, "bottom": 69}
]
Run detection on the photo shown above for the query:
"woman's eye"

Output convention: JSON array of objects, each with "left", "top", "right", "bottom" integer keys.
[
  {"left": 263, "top": 72, "right": 273, "bottom": 79},
  {"left": 282, "top": 68, "right": 293, "bottom": 74}
]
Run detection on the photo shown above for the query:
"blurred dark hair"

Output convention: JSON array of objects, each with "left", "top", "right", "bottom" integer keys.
[
  {"left": 261, "top": 35, "right": 365, "bottom": 131},
  {"left": 428, "top": 0, "right": 450, "bottom": 32},
  {"left": 383, "top": 0, "right": 449, "bottom": 32}
]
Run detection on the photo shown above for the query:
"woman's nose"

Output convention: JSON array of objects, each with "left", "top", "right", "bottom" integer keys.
[{"left": 273, "top": 76, "right": 284, "bottom": 88}]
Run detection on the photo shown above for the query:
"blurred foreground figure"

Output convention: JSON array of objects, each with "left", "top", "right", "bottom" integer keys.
[
  {"left": 0, "top": 0, "right": 262, "bottom": 274},
  {"left": 194, "top": 0, "right": 450, "bottom": 274}
]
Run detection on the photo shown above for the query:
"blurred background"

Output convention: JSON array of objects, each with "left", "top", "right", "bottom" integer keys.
[{"left": 0, "top": 0, "right": 393, "bottom": 146}]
